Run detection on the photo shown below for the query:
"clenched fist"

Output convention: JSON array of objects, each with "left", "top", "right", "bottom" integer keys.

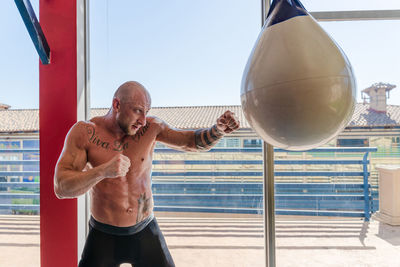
[
  {"left": 216, "top": 110, "right": 240, "bottom": 134},
  {"left": 101, "top": 154, "right": 131, "bottom": 178}
]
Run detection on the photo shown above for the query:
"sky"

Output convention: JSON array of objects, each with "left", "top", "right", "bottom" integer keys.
[{"left": 1, "top": 0, "right": 400, "bottom": 109}]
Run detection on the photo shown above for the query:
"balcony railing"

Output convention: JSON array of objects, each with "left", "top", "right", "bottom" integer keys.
[{"left": 0, "top": 147, "right": 378, "bottom": 220}]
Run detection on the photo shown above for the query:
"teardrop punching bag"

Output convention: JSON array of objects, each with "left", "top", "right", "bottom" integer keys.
[{"left": 241, "top": 0, "right": 356, "bottom": 151}]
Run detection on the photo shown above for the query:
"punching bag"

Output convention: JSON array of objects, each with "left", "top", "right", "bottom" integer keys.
[{"left": 241, "top": 0, "right": 356, "bottom": 151}]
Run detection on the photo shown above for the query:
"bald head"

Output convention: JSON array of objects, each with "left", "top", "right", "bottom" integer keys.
[
  {"left": 113, "top": 81, "right": 151, "bottom": 106},
  {"left": 110, "top": 81, "right": 151, "bottom": 135}
]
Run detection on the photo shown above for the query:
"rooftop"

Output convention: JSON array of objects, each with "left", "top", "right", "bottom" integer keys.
[
  {"left": 0, "top": 104, "right": 399, "bottom": 133},
  {"left": 362, "top": 82, "right": 396, "bottom": 94},
  {"left": 0, "top": 103, "right": 11, "bottom": 110}
]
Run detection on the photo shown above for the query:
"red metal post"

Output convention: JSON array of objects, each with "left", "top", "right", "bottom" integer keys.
[{"left": 39, "top": 0, "right": 78, "bottom": 266}]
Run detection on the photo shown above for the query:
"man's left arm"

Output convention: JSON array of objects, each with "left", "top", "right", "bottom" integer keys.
[{"left": 156, "top": 110, "right": 240, "bottom": 152}]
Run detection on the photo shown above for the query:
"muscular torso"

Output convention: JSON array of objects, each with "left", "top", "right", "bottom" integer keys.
[{"left": 83, "top": 117, "right": 158, "bottom": 227}]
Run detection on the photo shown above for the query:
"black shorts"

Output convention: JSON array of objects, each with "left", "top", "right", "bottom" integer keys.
[{"left": 78, "top": 217, "right": 175, "bottom": 267}]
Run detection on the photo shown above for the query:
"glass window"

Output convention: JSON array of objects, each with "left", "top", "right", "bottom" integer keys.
[
  {"left": 317, "top": 20, "right": 400, "bottom": 105},
  {"left": 337, "top": 138, "right": 369, "bottom": 147},
  {"left": 213, "top": 139, "right": 226, "bottom": 148},
  {"left": 213, "top": 138, "right": 241, "bottom": 148},
  {"left": 89, "top": 0, "right": 260, "bottom": 108},
  {"left": 273, "top": 7, "right": 400, "bottom": 267},
  {"left": 0, "top": 141, "right": 21, "bottom": 149},
  {"left": 90, "top": 1, "right": 262, "bottom": 266},
  {"left": 88, "top": 1, "right": 400, "bottom": 266},
  {"left": 0, "top": 0, "right": 40, "bottom": 265},
  {"left": 155, "top": 142, "right": 166, "bottom": 148},
  {"left": 226, "top": 138, "right": 240, "bottom": 148},
  {"left": 23, "top": 140, "right": 39, "bottom": 149},
  {"left": 243, "top": 139, "right": 262, "bottom": 148}
]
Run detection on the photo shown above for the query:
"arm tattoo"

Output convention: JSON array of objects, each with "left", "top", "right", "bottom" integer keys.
[{"left": 194, "top": 125, "right": 225, "bottom": 150}]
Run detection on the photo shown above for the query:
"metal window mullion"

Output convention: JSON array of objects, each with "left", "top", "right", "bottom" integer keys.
[
  {"left": 261, "top": 2, "right": 275, "bottom": 266},
  {"left": 311, "top": 10, "right": 400, "bottom": 22},
  {"left": 77, "top": 0, "right": 91, "bottom": 261},
  {"left": 84, "top": 0, "right": 91, "bottom": 239},
  {"left": 263, "top": 142, "right": 275, "bottom": 267}
]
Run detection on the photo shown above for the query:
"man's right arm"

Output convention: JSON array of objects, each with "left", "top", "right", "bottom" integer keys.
[{"left": 54, "top": 122, "right": 130, "bottom": 199}]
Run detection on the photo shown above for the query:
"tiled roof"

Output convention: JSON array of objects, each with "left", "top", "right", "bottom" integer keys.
[
  {"left": 348, "top": 104, "right": 400, "bottom": 127},
  {"left": 0, "top": 109, "right": 39, "bottom": 132},
  {"left": 90, "top": 105, "right": 248, "bottom": 129},
  {"left": 1, "top": 104, "right": 399, "bottom": 133}
]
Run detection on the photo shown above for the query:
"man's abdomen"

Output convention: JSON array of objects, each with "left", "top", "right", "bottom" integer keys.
[{"left": 89, "top": 177, "right": 154, "bottom": 227}]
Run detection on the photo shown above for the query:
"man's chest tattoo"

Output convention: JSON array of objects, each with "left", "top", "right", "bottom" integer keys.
[
  {"left": 86, "top": 124, "right": 151, "bottom": 151},
  {"left": 113, "top": 140, "right": 129, "bottom": 152},
  {"left": 86, "top": 126, "right": 129, "bottom": 151},
  {"left": 131, "top": 123, "right": 150, "bottom": 142}
]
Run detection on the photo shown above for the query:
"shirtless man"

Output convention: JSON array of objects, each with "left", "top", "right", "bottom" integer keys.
[{"left": 54, "top": 81, "right": 240, "bottom": 267}]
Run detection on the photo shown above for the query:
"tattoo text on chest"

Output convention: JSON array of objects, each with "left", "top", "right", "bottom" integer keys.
[
  {"left": 86, "top": 126, "right": 129, "bottom": 151},
  {"left": 131, "top": 123, "right": 150, "bottom": 142}
]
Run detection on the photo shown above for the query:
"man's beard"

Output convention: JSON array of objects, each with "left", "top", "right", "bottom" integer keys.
[{"left": 118, "top": 119, "right": 137, "bottom": 136}]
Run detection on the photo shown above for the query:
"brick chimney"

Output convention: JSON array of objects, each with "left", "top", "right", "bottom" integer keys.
[
  {"left": 0, "top": 103, "right": 11, "bottom": 110},
  {"left": 362, "top": 82, "right": 396, "bottom": 113}
]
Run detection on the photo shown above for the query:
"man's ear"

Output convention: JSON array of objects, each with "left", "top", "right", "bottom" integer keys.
[{"left": 112, "top": 98, "right": 120, "bottom": 112}]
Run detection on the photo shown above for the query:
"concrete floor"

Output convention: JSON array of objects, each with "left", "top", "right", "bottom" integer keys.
[{"left": 1, "top": 213, "right": 400, "bottom": 267}]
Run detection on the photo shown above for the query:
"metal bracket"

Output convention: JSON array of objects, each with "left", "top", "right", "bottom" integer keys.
[{"left": 15, "top": 0, "right": 50, "bottom": 64}]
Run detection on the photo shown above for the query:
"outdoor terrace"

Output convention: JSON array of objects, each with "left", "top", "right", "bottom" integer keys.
[
  {"left": 1, "top": 213, "right": 400, "bottom": 267},
  {"left": 1, "top": 146, "right": 400, "bottom": 266}
]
